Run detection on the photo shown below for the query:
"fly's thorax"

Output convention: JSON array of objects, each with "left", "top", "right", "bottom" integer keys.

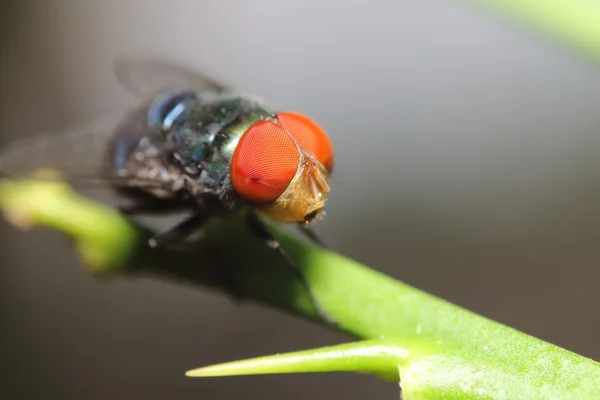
[{"left": 166, "top": 95, "right": 272, "bottom": 191}]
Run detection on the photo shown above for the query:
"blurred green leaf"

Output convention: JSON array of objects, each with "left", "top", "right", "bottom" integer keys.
[{"left": 465, "top": 0, "right": 600, "bottom": 63}]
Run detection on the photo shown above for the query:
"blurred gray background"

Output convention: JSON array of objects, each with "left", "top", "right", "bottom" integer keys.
[{"left": 2, "top": 0, "right": 600, "bottom": 399}]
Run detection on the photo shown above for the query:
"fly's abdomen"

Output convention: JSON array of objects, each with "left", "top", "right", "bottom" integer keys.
[{"left": 110, "top": 90, "right": 197, "bottom": 173}]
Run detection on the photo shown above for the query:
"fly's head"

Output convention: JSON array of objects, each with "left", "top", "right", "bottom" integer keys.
[{"left": 229, "top": 112, "right": 334, "bottom": 225}]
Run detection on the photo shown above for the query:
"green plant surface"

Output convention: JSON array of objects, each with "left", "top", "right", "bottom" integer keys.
[
  {"left": 1, "top": 179, "right": 599, "bottom": 399},
  {"left": 464, "top": 0, "right": 600, "bottom": 62}
]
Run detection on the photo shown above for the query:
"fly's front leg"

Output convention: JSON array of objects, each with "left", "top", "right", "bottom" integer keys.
[{"left": 245, "top": 210, "right": 336, "bottom": 325}]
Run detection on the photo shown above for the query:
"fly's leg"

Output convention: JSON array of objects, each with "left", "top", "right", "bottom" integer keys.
[
  {"left": 148, "top": 213, "right": 210, "bottom": 249},
  {"left": 298, "top": 224, "right": 326, "bottom": 247},
  {"left": 143, "top": 213, "right": 245, "bottom": 301},
  {"left": 245, "top": 210, "right": 336, "bottom": 325}
]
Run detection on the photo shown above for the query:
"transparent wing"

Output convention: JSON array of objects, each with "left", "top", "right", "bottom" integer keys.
[
  {"left": 0, "top": 57, "right": 230, "bottom": 188},
  {"left": 0, "top": 116, "right": 167, "bottom": 190},
  {"left": 114, "top": 57, "right": 229, "bottom": 99}
]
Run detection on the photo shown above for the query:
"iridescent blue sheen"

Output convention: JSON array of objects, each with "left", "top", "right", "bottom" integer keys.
[{"left": 147, "top": 91, "right": 196, "bottom": 130}]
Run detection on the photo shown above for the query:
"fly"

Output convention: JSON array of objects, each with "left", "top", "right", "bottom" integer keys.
[{"left": 0, "top": 57, "right": 335, "bottom": 324}]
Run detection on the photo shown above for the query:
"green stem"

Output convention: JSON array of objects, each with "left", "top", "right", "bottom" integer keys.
[{"left": 2, "top": 180, "right": 600, "bottom": 399}]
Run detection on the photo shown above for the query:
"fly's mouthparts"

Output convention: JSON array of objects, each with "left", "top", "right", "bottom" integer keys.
[{"left": 308, "top": 164, "right": 330, "bottom": 199}]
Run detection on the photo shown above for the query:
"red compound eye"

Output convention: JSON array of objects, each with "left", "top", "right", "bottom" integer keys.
[
  {"left": 230, "top": 112, "right": 334, "bottom": 204},
  {"left": 231, "top": 120, "right": 300, "bottom": 203},
  {"left": 276, "top": 112, "right": 334, "bottom": 173}
]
